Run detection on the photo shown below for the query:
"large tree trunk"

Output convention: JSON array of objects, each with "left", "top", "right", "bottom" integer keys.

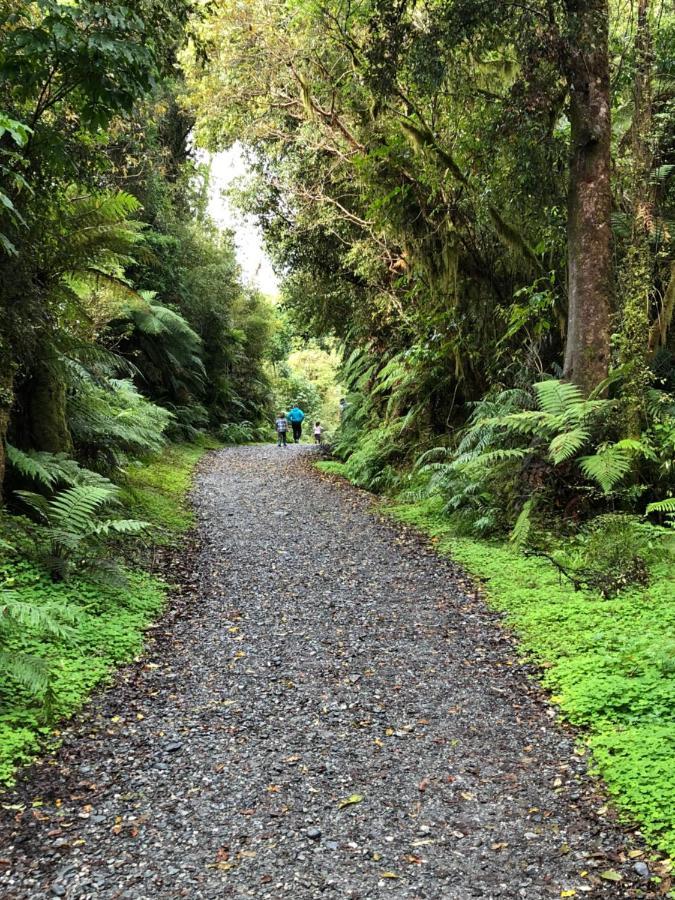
[{"left": 563, "top": 0, "right": 612, "bottom": 394}]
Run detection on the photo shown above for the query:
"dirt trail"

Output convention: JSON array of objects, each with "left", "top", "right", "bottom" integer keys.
[{"left": 0, "top": 446, "right": 653, "bottom": 899}]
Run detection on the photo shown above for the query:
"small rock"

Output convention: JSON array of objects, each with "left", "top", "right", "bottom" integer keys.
[
  {"left": 306, "top": 827, "right": 322, "bottom": 840},
  {"left": 633, "top": 861, "right": 650, "bottom": 879},
  {"left": 51, "top": 885, "right": 66, "bottom": 897}
]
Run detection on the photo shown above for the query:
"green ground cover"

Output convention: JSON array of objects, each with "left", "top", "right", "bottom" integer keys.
[
  {"left": 316, "top": 460, "right": 675, "bottom": 859},
  {"left": 0, "top": 442, "right": 212, "bottom": 784}
]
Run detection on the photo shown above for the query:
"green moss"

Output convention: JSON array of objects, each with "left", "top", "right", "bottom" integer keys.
[
  {"left": 343, "top": 492, "right": 675, "bottom": 858},
  {"left": 0, "top": 440, "right": 213, "bottom": 785},
  {"left": 120, "top": 438, "right": 219, "bottom": 541}
]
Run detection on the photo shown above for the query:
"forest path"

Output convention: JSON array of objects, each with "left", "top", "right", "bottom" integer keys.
[{"left": 0, "top": 446, "right": 651, "bottom": 899}]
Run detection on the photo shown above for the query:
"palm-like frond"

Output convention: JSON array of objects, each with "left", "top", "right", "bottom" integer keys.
[{"left": 548, "top": 428, "right": 590, "bottom": 464}]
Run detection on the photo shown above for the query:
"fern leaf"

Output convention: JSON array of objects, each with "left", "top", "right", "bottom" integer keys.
[
  {"left": 578, "top": 447, "right": 632, "bottom": 494},
  {"left": 0, "top": 650, "right": 50, "bottom": 695},
  {"left": 548, "top": 428, "right": 590, "bottom": 465},
  {"left": 509, "top": 498, "right": 537, "bottom": 550},
  {"left": 15, "top": 490, "right": 51, "bottom": 521},
  {"left": 91, "top": 519, "right": 150, "bottom": 537},
  {"left": 646, "top": 497, "right": 675, "bottom": 514},
  {"left": 534, "top": 379, "right": 584, "bottom": 416}
]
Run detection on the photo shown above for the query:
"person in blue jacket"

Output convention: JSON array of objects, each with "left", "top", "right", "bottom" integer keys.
[{"left": 287, "top": 404, "right": 305, "bottom": 443}]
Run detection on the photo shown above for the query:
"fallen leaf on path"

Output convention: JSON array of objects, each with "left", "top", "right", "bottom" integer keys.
[
  {"left": 338, "top": 794, "right": 364, "bottom": 809},
  {"left": 381, "top": 872, "right": 399, "bottom": 879},
  {"left": 599, "top": 870, "right": 622, "bottom": 882}
]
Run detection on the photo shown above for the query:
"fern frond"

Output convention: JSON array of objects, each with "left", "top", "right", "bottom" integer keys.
[
  {"left": 534, "top": 379, "right": 584, "bottom": 416},
  {"left": 646, "top": 497, "right": 675, "bottom": 514},
  {"left": 15, "top": 490, "right": 51, "bottom": 522},
  {"left": 0, "top": 650, "right": 50, "bottom": 694},
  {"left": 455, "top": 447, "right": 528, "bottom": 468},
  {"left": 548, "top": 428, "right": 590, "bottom": 464},
  {"left": 91, "top": 519, "right": 150, "bottom": 537},
  {"left": 578, "top": 446, "right": 632, "bottom": 494},
  {"left": 509, "top": 497, "right": 537, "bottom": 550}
]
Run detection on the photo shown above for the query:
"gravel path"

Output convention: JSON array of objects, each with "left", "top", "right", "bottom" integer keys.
[{"left": 0, "top": 446, "right": 657, "bottom": 899}]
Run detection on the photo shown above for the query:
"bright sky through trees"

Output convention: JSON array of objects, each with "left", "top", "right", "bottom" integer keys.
[{"left": 205, "top": 145, "right": 279, "bottom": 296}]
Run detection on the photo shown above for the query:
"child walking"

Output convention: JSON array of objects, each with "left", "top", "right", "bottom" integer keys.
[
  {"left": 313, "top": 421, "right": 323, "bottom": 444},
  {"left": 275, "top": 412, "right": 288, "bottom": 447}
]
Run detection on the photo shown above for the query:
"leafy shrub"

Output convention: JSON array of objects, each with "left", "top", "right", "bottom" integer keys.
[
  {"left": 418, "top": 380, "right": 652, "bottom": 537},
  {"left": 539, "top": 514, "right": 670, "bottom": 597},
  {"left": 164, "top": 403, "right": 209, "bottom": 441}
]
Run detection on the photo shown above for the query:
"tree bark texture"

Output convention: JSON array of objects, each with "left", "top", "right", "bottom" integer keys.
[{"left": 563, "top": 0, "right": 612, "bottom": 394}]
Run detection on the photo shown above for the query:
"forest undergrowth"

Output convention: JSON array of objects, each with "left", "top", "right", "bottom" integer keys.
[{"left": 0, "top": 441, "right": 212, "bottom": 785}]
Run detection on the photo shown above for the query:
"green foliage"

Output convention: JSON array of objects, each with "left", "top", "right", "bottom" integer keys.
[
  {"left": 0, "top": 587, "right": 78, "bottom": 699},
  {"left": 0, "top": 439, "right": 210, "bottom": 784},
  {"left": 120, "top": 441, "right": 218, "bottom": 542},
  {"left": 16, "top": 483, "right": 150, "bottom": 581},
  {"left": 220, "top": 421, "right": 266, "bottom": 444},
  {"left": 6, "top": 444, "right": 112, "bottom": 491},
  {"left": 414, "top": 380, "right": 656, "bottom": 538},
  {"left": 0, "top": 553, "right": 166, "bottom": 785},
  {"left": 540, "top": 514, "right": 670, "bottom": 597},
  {"left": 68, "top": 377, "right": 172, "bottom": 470}
]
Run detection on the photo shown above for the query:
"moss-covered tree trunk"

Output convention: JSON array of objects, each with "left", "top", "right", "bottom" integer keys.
[
  {"left": 0, "top": 366, "right": 15, "bottom": 505},
  {"left": 24, "top": 357, "right": 73, "bottom": 455},
  {"left": 617, "top": 0, "right": 653, "bottom": 434},
  {"left": 563, "top": 0, "right": 612, "bottom": 394}
]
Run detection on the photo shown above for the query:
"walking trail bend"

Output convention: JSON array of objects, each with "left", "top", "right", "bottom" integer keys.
[{"left": 0, "top": 446, "right": 655, "bottom": 899}]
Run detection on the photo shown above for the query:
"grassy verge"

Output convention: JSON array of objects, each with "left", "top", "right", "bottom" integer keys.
[
  {"left": 0, "top": 440, "right": 215, "bottom": 785},
  {"left": 316, "top": 460, "right": 675, "bottom": 860},
  {"left": 120, "top": 437, "right": 219, "bottom": 541}
]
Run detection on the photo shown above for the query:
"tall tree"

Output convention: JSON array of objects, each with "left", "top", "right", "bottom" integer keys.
[{"left": 562, "top": 0, "right": 613, "bottom": 393}]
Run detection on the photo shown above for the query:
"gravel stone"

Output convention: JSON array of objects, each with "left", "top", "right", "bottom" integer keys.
[{"left": 0, "top": 446, "right": 657, "bottom": 898}]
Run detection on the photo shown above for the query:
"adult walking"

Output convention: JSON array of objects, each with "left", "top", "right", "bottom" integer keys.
[{"left": 287, "top": 403, "right": 305, "bottom": 443}]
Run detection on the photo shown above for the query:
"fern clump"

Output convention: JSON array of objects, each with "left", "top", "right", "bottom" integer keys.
[
  {"left": 418, "top": 379, "right": 654, "bottom": 540},
  {"left": 17, "top": 483, "right": 150, "bottom": 581}
]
